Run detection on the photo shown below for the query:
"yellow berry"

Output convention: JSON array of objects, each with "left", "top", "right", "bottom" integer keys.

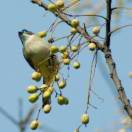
[
  {"left": 88, "top": 42, "right": 96, "bottom": 51},
  {"left": 56, "top": 0, "right": 64, "bottom": 8},
  {"left": 27, "top": 85, "right": 38, "bottom": 94},
  {"left": 81, "top": 114, "right": 89, "bottom": 125},
  {"left": 71, "top": 28, "right": 77, "bottom": 34},
  {"left": 64, "top": 97, "right": 69, "bottom": 105},
  {"left": 50, "top": 45, "right": 59, "bottom": 54},
  {"left": 62, "top": 51, "right": 69, "bottom": 59},
  {"left": 43, "top": 104, "right": 51, "bottom": 113},
  {"left": 71, "top": 45, "right": 78, "bottom": 52},
  {"left": 30, "top": 120, "right": 39, "bottom": 130},
  {"left": 63, "top": 58, "right": 70, "bottom": 65},
  {"left": 128, "top": 72, "right": 132, "bottom": 78},
  {"left": 32, "top": 71, "right": 42, "bottom": 81},
  {"left": 37, "top": 31, "right": 47, "bottom": 38},
  {"left": 48, "top": 3, "right": 57, "bottom": 12},
  {"left": 74, "top": 129, "right": 80, "bottom": 132},
  {"left": 47, "top": 87, "right": 54, "bottom": 94},
  {"left": 55, "top": 74, "right": 60, "bottom": 81},
  {"left": 72, "top": 61, "right": 80, "bottom": 69},
  {"left": 28, "top": 94, "right": 39, "bottom": 103},
  {"left": 43, "top": 90, "right": 51, "bottom": 99},
  {"left": 57, "top": 96, "right": 65, "bottom": 105},
  {"left": 58, "top": 80, "right": 66, "bottom": 89},
  {"left": 59, "top": 45, "right": 67, "bottom": 53},
  {"left": 71, "top": 19, "right": 79, "bottom": 27},
  {"left": 92, "top": 26, "right": 100, "bottom": 35}
]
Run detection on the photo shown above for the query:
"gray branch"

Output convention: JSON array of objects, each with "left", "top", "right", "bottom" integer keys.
[{"left": 31, "top": 0, "right": 132, "bottom": 119}]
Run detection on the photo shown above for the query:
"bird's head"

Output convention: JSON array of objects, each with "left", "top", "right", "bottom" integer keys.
[{"left": 18, "top": 29, "right": 34, "bottom": 45}]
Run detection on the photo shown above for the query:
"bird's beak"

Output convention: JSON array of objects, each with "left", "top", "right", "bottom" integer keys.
[
  {"left": 18, "top": 31, "right": 23, "bottom": 39},
  {"left": 18, "top": 31, "right": 24, "bottom": 44}
]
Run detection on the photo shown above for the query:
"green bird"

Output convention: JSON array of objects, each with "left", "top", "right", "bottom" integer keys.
[{"left": 18, "top": 29, "right": 60, "bottom": 86}]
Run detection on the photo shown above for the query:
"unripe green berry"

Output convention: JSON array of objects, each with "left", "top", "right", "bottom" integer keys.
[
  {"left": 37, "top": 31, "right": 47, "bottom": 38},
  {"left": 58, "top": 80, "right": 66, "bottom": 89},
  {"left": 71, "top": 45, "right": 78, "bottom": 52},
  {"left": 27, "top": 85, "right": 38, "bottom": 94},
  {"left": 43, "top": 104, "right": 51, "bottom": 113},
  {"left": 128, "top": 72, "right": 132, "bottom": 78},
  {"left": 47, "top": 87, "right": 54, "bottom": 94},
  {"left": 57, "top": 96, "right": 65, "bottom": 105},
  {"left": 71, "top": 28, "right": 77, "bottom": 34},
  {"left": 50, "top": 45, "right": 59, "bottom": 54},
  {"left": 72, "top": 61, "right": 80, "bottom": 69},
  {"left": 92, "top": 26, "right": 100, "bottom": 35},
  {"left": 28, "top": 93, "right": 39, "bottom": 103},
  {"left": 59, "top": 45, "right": 67, "bottom": 53},
  {"left": 81, "top": 114, "right": 89, "bottom": 125},
  {"left": 61, "top": 51, "right": 69, "bottom": 59},
  {"left": 30, "top": 120, "right": 39, "bottom": 130},
  {"left": 56, "top": 0, "right": 64, "bottom": 8},
  {"left": 32, "top": 71, "right": 42, "bottom": 81},
  {"left": 55, "top": 74, "right": 60, "bottom": 81},
  {"left": 88, "top": 42, "right": 96, "bottom": 51},
  {"left": 48, "top": 3, "right": 57, "bottom": 12},
  {"left": 71, "top": 19, "right": 79, "bottom": 27},
  {"left": 63, "top": 58, "right": 70, "bottom": 65},
  {"left": 64, "top": 97, "right": 69, "bottom": 105},
  {"left": 74, "top": 128, "right": 80, "bottom": 132},
  {"left": 43, "top": 90, "right": 51, "bottom": 99}
]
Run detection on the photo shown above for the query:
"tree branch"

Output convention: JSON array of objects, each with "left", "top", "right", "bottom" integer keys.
[
  {"left": 103, "top": 46, "right": 132, "bottom": 118},
  {"left": 31, "top": 0, "right": 104, "bottom": 50},
  {"left": 31, "top": 0, "right": 132, "bottom": 119},
  {"left": 105, "top": 0, "right": 112, "bottom": 48}
]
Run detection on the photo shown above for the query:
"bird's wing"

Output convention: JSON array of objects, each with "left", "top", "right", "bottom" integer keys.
[{"left": 22, "top": 48, "right": 36, "bottom": 70}]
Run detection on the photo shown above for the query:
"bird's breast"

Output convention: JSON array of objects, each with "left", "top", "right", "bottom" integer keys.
[{"left": 24, "top": 41, "right": 50, "bottom": 68}]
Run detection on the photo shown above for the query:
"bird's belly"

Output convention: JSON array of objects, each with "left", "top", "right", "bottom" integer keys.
[
  {"left": 38, "top": 57, "right": 59, "bottom": 75},
  {"left": 37, "top": 57, "right": 59, "bottom": 85}
]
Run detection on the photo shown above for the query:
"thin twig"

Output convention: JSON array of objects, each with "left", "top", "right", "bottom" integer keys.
[
  {"left": 109, "top": 24, "right": 132, "bottom": 35},
  {"left": 112, "top": 6, "right": 132, "bottom": 11},
  {"left": 85, "top": 50, "right": 98, "bottom": 113},
  {"left": 18, "top": 98, "right": 23, "bottom": 121},
  {"left": 61, "top": 12, "right": 107, "bottom": 20},
  {"left": 31, "top": 0, "right": 104, "bottom": 50},
  {"left": 0, "top": 106, "right": 18, "bottom": 126}
]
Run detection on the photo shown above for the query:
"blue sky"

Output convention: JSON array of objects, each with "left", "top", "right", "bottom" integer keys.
[{"left": 0, "top": 0, "right": 132, "bottom": 132}]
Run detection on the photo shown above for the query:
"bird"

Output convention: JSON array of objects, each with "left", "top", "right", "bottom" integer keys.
[{"left": 18, "top": 29, "right": 60, "bottom": 86}]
